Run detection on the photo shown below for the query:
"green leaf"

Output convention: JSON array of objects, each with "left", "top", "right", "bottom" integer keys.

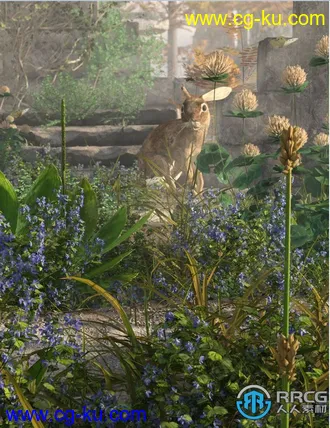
[
  {"left": 161, "top": 423, "right": 179, "bottom": 428},
  {"left": 102, "top": 211, "right": 152, "bottom": 254},
  {"left": 109, "top": 272, "right": 139, "bottom": 283},
  {"left": 196, "top": 143, "right": 231, "bottom": 174},
  {"left": 224, "top": 110, "right": 264, "bottom": 119},
  {"left": 207, "top": 406, "right": 228, "bottom": 417},
  {"left": 247, "top": 176, "right": 280, "bottom": 197},
  {"left": 43, "top": 382, "right": 55, "bottom": 392},
  {"left": 80, "top": 178, "right": 98, "bottom": 239},
  {"left": 197, "top": 375, "right": 210, "bottom": 385},
  {"left": 0, "top": 171, "right": 19, "bottom": 232},
  {"left": 220, "top": 358, "right": 234, "bottom": 372},
  {"left": 2, "top": 369, "right": 45, "bottom": 428},
  {"left": 64, "top": 276, "right": 138, "bottom": 348},
  {"left": 281, "top": 81, "right": 309, "bottom": 93},
  {"left": 85, "top": 250, "right": 134, "bottom": 278},
  {"left": 24, "top": 164, "right": 61, "bottom": 207},
  {"left": 309, "top": 56, "right": 328, "bottom": 67},
  {"left": 291, "top": 224, "right": 314, "bottom": 248},
  {"left": 28, "top": 359, "right": 47, "bottom": 394},
  {"left": 224, "top": 156, "right": 256, "bottom": 170},
  {"left": 177, "top": 353, "right": 190, "bottom": 362},
  {"left": 208, "top": 351, "right": 222, "bottom": 361},
  {"left": 232, "top": 163, "right": 262, "bottom": 189},
  {"left": 202, "top": 73, "right": 229, "bottom": 83},
  {"left": 259, "top": 366, "right": 276, "bottom": 380},
  {"left": 96, "top": 206, "right": 127, "bottom": 250},
  {"left": 304, "top": 175, "right": 322, "bottom": 198}
]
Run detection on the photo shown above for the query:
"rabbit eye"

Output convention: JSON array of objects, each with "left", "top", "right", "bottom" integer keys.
[{"left": 201, "top": 103, "right": 208, "bottom": 112}]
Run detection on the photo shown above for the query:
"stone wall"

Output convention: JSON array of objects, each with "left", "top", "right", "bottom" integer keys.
[{"left": 212, "top": 1, "right": 328, "bottom": 157}]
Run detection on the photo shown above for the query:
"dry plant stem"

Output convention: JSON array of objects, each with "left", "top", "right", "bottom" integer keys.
[{"left": 281, "top": 169, "right": 292, "bottom": 428}]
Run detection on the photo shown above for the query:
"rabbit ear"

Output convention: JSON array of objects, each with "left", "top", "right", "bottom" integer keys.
[
  {"left": 181, "top": 85, "right": 192, "bottom": 99},
  {"left": 202, "top": 87, "right": 232, "bottom": 102}
]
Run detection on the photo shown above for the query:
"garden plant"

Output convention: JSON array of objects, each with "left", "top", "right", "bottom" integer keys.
[{"left": 0, "top": 31, "right": 328, "bottom": 428}]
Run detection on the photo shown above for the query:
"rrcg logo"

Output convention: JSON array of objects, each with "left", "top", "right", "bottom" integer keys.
[
  {"left": 236, "top": 385, "right": 272, "bottom": 420},
  {"left": 236, "top": 386, "right": 328, "bottom": 420}
]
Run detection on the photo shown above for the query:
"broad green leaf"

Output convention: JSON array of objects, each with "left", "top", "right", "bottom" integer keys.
[
  {"left": 207, "top": 406, "right": 228, "bottom": 417},
  {"left": 304, "top": 175, "right": 322, "bottom": 198},
  {"left": 27, "top": 359, "right": 48, "bottom": 394},
  {"left": 225, "top": 155, "right": 256, "bottom": 170},
  {"left": 247, "top": 176, "right": 280, "bottom": 197},
  {"left": 220, "top": 358, "right": 234, "bottom": 372},
  {"left": 0, "top": 171, "right": 18, "bottom": 232},
  {"left": 80, "top": 178, "right": 98, "bottom": 238},
  {"left": 102, "top": 211, "right": 151, "bottom": 254},
  {"left": 86, "top": 250, "right": 133, "bottom": 278},
  {"left": 196, "top": 143, "right": 231, "bottom": 174},
  {"left": 291, "top": 224, "right": 314, "bottom": 248},
  {"left": 208, "top": 351, "right": 222, "bottom": 361},
  {"left": 232, "top": 163, "right": 262, "bottom": 189},
  {"left": 197, "top": 375, "right": 210, "bottom": 384},
  {"left": 96, "top": 206, "right": 127, "bottom": 249},
  {"left": 24, "top": 164, "right": 61, "bottom": 207}
]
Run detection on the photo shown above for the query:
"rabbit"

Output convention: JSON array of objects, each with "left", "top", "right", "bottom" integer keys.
[{"left": 138, "top": 85, "right": 232, "bottom": 193}]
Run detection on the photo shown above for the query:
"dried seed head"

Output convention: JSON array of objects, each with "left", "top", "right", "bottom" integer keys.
[
  {"left": 294, "top": 127, "right": 308, "bottom": 147},
  {"left": 280, "top": 126, "right": 308, "bottom": 173},
  {"left": 267, "top": 115, "right": 291, "bottom": 137},
  {"left": 242, "top": 143, "right": 260, "bottom": 157},
  {"left": 282, "top": 65, "right": 307, "bottom": 88},
  {"left": 315, "top": 35, "right": 329, "bottom": 59},
  {"left": 233, "top": 89, "right": 258, "bottom": 112},
  {"left": 275, "top": 334, "right": 300, "bottom": 381},
  {"left": 184, "top": 49, "right": 239, "bottom": 86},
  {"left": 314, "top": 132, "right": 329, "bottom": 146},
  {"left": 6, "top": 115, "right": 15, "bottom": 123},
  {"left": 0, "top": 120, "right": 16, "bottom": 129},
  {"left": 0, "top": 86, "right": 10, "bottom": 95}
]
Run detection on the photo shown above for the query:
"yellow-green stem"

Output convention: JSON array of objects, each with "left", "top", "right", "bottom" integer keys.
[
  {"left": 281, "top": 169, "right": 292, "bottom": 428},
  {"left": 61, "top": 99, "right": 67, "bottom": 195}
]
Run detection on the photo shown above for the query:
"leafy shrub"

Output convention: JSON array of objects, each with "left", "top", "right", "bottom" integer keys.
[
  {"left": 32, "top": 9, "right": 164, "bottom": 124},
  {"left": 152, "top": 183, "right": 328, "bottom": 304},
  {"left": 135, "top": 304, "right": 328, "bottom": 428},
  {"left": 33, "top": 73, "right": 100, "bottom": 124}
]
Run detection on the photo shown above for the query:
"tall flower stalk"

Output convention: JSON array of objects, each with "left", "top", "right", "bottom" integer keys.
[
  {"left": 184, "top": 49, "right": 239, "bottom": 140},
  {"left": 61, "top": 98, "right": 67, "bottom": 195},
  {"left": 278, "top": 126, "right": 306, "bottom": 428}
]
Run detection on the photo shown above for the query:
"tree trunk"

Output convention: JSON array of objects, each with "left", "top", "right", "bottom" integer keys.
[{"left": 167, "top": 1, "right": 178, "bottom": 79}]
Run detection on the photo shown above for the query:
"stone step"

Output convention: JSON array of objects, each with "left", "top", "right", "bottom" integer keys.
[
  {"left": 22, "top": 125, "right": 157, "bottom": 148},
  {"left": 21, "top": 145, "right": 140, "bottom": 167},
  {"left": 15, "top": 107, "right": 177, "bottom": 127}
]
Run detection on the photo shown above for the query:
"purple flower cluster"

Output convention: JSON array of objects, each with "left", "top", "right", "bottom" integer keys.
[{"left": 0, "top": 191, "right": 106, "bottom": 408}]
